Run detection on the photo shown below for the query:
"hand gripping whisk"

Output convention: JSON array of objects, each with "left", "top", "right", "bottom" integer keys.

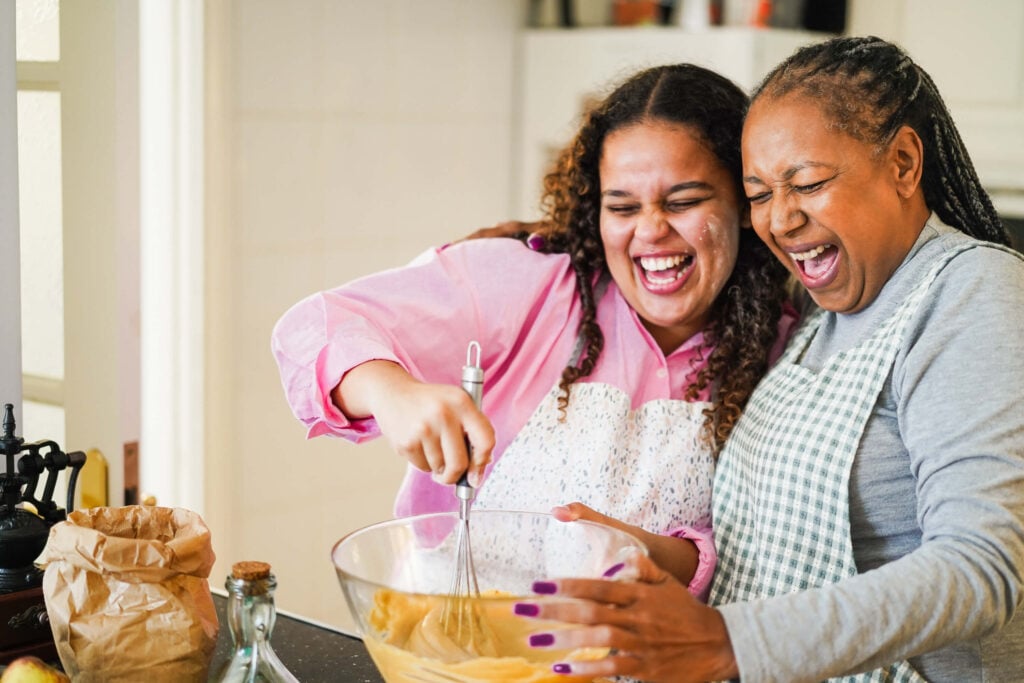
[{"left": 441, "top": 341, "right": 484, "bottom": 645}]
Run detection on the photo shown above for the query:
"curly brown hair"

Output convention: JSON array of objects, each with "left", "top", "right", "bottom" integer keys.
[{"left": 532, "top": 64, "right": 790, "bottom": 454}]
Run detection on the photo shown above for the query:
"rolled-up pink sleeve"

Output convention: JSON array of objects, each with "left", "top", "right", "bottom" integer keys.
[
  {"left": 272, "top": 296, "right": 404, "bottom": 442},
  {"left": 270, "top": 239, "right": 575, "bottom": 444},
  {"left": 667, "top": 525, "right": 716, "bottom": 602}
]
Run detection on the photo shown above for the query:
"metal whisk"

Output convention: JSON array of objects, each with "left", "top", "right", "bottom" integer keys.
[{"left": 441, "top": 341, "right": 484, "bottom": 645}]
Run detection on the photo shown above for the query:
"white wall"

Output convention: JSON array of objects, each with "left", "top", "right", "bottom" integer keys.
[{"left": 202, "top": 0, "right": 521, "bottom": 633}]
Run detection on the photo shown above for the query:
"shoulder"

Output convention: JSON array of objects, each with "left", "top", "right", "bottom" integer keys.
[
  {"left": 899, "top": 238, "right": 1024, "bottom": 371},
  {"left": 436, "top": 237, "right": 571, "bottom": 275},
  {"left": 433, "top": 237, "right": 578, "bottom": 309},
  {"left": 928, "top": 237, "right": 1024, "bottom": 305}
]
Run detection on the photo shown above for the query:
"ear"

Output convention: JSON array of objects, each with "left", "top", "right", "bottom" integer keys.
[{"left": 890, "top": 125, "right": 924, "bottom": 199}]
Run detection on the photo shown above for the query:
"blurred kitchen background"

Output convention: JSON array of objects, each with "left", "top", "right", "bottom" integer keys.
[{"left": 3, "top": 0, "right": 1023, "bottom": 635}]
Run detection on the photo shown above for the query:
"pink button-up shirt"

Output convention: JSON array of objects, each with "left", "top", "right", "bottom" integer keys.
[{"left": 272, "top": 238, "right": 717, "bottom": 515}]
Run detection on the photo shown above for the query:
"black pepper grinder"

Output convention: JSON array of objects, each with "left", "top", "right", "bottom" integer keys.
[
  {"left": 0, "top": 403, "right": 87, "bottom": 593},
  {"left": 0, "top": 404, "right": 49, "bottom": 593}
]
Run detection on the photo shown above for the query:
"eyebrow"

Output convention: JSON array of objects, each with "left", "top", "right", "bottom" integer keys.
[
  {"left": 744, "top": 162, "right": 830, "bottom": 185},
  {"left": 602, "top": 181, "right": 712, "bottom": 197}
]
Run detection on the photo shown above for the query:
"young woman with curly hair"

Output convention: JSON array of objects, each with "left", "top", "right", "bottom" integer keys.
[{"left": 271, "top": 63, "right": 793, "bottom": 600}]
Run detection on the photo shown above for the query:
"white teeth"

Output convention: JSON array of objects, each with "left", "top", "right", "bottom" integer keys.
[
  {"left": 639, "top": 254, "right": 688, "bottom": 271},
  {"left": 790, "top": 245, "right": 829, "bottom": 261}
]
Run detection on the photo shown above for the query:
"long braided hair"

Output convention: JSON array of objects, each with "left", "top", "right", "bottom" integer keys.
[
  {"left": 752, "top": 35, "right": 1009, "bottom": 245},
  {"left": 534, "top": 64, "right": 789, "bottom": 454}
]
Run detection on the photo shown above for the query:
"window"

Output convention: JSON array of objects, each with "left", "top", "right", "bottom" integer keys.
[{"left": 16, "top": 0, "right": 66, "bottom": 448}]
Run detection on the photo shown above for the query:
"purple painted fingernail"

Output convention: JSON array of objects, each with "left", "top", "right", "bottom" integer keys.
[
  {"left": 532, "top": 581, "right": 558, "bottom": 595},
  {"left": 529, "top": 632, "right": 555, "bottom": 647},
  {"left": 514, "top": 603, "right": 540, "bottom": 617},
  {"left": 602, "top": 562, "right": 625, "bottom": 578},
  {"left": 527, "top": 233, "right": 547, "bottom": 251},
  {"left": 553, "top": 662, "right": 573, "bottom": 674}
]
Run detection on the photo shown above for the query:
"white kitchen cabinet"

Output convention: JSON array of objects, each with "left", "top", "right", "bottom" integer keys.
[{"left": 514, "top": 27, "right": 825, "bottom": 218}]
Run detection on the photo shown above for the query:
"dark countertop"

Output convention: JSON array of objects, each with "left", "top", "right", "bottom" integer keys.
[{"left": 210, "top": 594, "right": 383, "bottom": 682}]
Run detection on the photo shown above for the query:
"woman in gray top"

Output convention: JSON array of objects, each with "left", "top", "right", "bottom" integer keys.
[{"left": 516, "top": 36, "right": 1024, "bottom": 682}]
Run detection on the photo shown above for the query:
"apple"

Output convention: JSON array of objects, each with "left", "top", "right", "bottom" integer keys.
[{"left": 0, "top": 656, "right": 70, "bottom": 683}]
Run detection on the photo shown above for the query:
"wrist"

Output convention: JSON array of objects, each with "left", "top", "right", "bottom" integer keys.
[
  {"left": 647, "top": 534, "right": 699, "bottom": 587},
  {"left": 705, "top": 607, "right": 739, "bottom": 680},
  {"left": 333, "top": 359, "right": 406, "bottom": 418}
]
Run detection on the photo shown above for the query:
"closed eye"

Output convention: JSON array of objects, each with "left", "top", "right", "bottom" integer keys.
[
  {"left": 795, "top": 180, "right": 827, "bottom": 194},
  {"left": 746, "top": 191, "right": 771, "bottom": 205},
  {"left": 666, "top": 198, "right": 703, "bottom": 211}
]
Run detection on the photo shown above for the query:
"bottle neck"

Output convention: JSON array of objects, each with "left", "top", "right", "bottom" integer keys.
[{"left": 225, "top": 574, "right": 278, "bottom": 647}]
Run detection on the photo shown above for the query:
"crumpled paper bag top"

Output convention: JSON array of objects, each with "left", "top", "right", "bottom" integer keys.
[
  {"left": 37, "top": 505, "right": 219, "bottom": 683},
  {"left": 38, "top": 505, "right": 216, "bottom": 583}
]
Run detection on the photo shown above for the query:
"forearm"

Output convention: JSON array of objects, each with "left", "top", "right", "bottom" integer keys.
[
  {"left": 720, "top": 539, "right": 1023, "bottom": 683},
  {"left": 331, "top": 359, "right": 411, "bottom": 420},
  {"left": 642, "top": 533, "right": 698, "bottom": 588}
]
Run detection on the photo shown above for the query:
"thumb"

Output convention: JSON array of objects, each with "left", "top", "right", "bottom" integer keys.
[
  {"left": 627, "top": 548, "right": 671, "bottom": 584},
  {"left": 553, "top": 502, "right": 635, "bottom": 537}
]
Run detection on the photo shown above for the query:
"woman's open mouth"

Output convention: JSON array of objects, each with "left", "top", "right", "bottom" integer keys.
[
  {"left": 790, "top": 243, "right": 839, "bottom": 287},
  {"left": 636, "top": 253, "right": 694, "bottom": 293}
]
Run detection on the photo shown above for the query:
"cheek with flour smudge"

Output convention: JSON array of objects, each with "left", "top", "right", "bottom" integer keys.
[{"left": 699, "top": 217, "right": 740, "bottom": 298}]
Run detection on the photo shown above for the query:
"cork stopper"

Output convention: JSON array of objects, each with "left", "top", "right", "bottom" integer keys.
[{"left": 231, "top": 561, "right": 271, "bottom": 581}]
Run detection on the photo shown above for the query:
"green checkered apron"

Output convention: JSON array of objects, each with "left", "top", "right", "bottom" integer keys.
[{"left": 709, "top": 239, "right": 1000, "bottom": 682}]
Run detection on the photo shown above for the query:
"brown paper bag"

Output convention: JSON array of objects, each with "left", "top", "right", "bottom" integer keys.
[{"left": 36, "top": 506, "right": 219, "bottom": 682}]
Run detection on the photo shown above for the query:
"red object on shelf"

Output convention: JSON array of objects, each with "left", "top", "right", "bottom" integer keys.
[
  {"left": 613, "top": 0, "right": 661, "bottom": 26},
  {"left": 753, "top": 0, "right": 773, "bottom": 26}
]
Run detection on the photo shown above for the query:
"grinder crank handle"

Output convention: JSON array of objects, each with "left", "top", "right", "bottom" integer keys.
[
  {"left": 39, "top": 442, "right": 69, "bottom": 520},
  {"left": 65, "top": 450, "right": 87, "bottom": 513}
]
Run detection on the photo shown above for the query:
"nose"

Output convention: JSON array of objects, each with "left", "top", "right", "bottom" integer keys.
[
  {"left": 635, "top": 208, "right": 672, "bottom": 242},
  {"left": 768, "top": 192, "right": 805, "bottom": 237}
]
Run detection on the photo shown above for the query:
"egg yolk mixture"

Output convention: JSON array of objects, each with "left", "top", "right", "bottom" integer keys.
[{"left": 363, "top": 588, "right": 608, "bottom": 682}]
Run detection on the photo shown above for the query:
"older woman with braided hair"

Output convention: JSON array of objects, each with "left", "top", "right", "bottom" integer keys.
[{"left": 517, "top": 36, "right": 1024, "bottom": 682}]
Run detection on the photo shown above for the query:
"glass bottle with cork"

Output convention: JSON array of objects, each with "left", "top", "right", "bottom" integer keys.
[{"left": 212, "top": 561, "right": 299, "bottom": 682}]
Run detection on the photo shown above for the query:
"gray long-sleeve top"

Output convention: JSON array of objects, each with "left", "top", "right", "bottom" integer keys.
[{"left": 719, "top": 219, "right": 1024, "bottom": 682}]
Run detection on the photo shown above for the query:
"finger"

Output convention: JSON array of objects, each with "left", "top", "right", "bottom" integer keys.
[
  {"left": 527, "top": 624, "right": 643, "bottom": 653},
  {"left": 393, "top": 434, "right": 431, "bottom": 473},
  {"left": 557, "top": 502, "right": 645, "bottom": 544},
  {"left": 546, "top": 653, "right": 642, "bottom": 679},
  {"left": 628, "top": 549, "right": 672, "bottom": 584},
  {"left": 421, "top": 437, "right": 450, "bottom": 484},
  {"left": 437, "top": 421, "right": 470, "bottom": 486},
  {"left": 533, "top": 577, "right": 644, "bottom": 609},
  {"left": 404, "top": 450, "right": 432, "bottom": 473},
  {"left": 460, "top": 407, "right": 495, "bottom": 487},
  {"left": 539, "top": 595, "right": 637, "bottom": 626},
  {"left": 550, "top": 505, "right": 580, "bottom": 522},
  {"left": 556, "top": 501, "right": 606, "bottom": 524}
]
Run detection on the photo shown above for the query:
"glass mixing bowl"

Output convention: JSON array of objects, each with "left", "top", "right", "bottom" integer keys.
[{"left": 331, "top": 510, "right": 648, "bottom": 683}]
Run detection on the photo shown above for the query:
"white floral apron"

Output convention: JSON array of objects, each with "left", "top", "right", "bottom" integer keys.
[
  {"left": 709, "top": 239, "right": 1008, "bottom": 683},
  {"left": 473, "top": 278, "right": 715, "bottom": 549}
]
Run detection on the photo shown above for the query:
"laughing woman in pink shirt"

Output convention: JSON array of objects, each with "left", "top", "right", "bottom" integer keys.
[{"left": 271, "top": 63, "right": 793, "bottom": 597}]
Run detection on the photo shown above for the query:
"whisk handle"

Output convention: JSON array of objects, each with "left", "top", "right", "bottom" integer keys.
[
  {"left": 457, "top": 341, "right": 484, "bottom": 500},
  {"left": 456, "top": 470, "right": 474, "bottom": 500}
]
